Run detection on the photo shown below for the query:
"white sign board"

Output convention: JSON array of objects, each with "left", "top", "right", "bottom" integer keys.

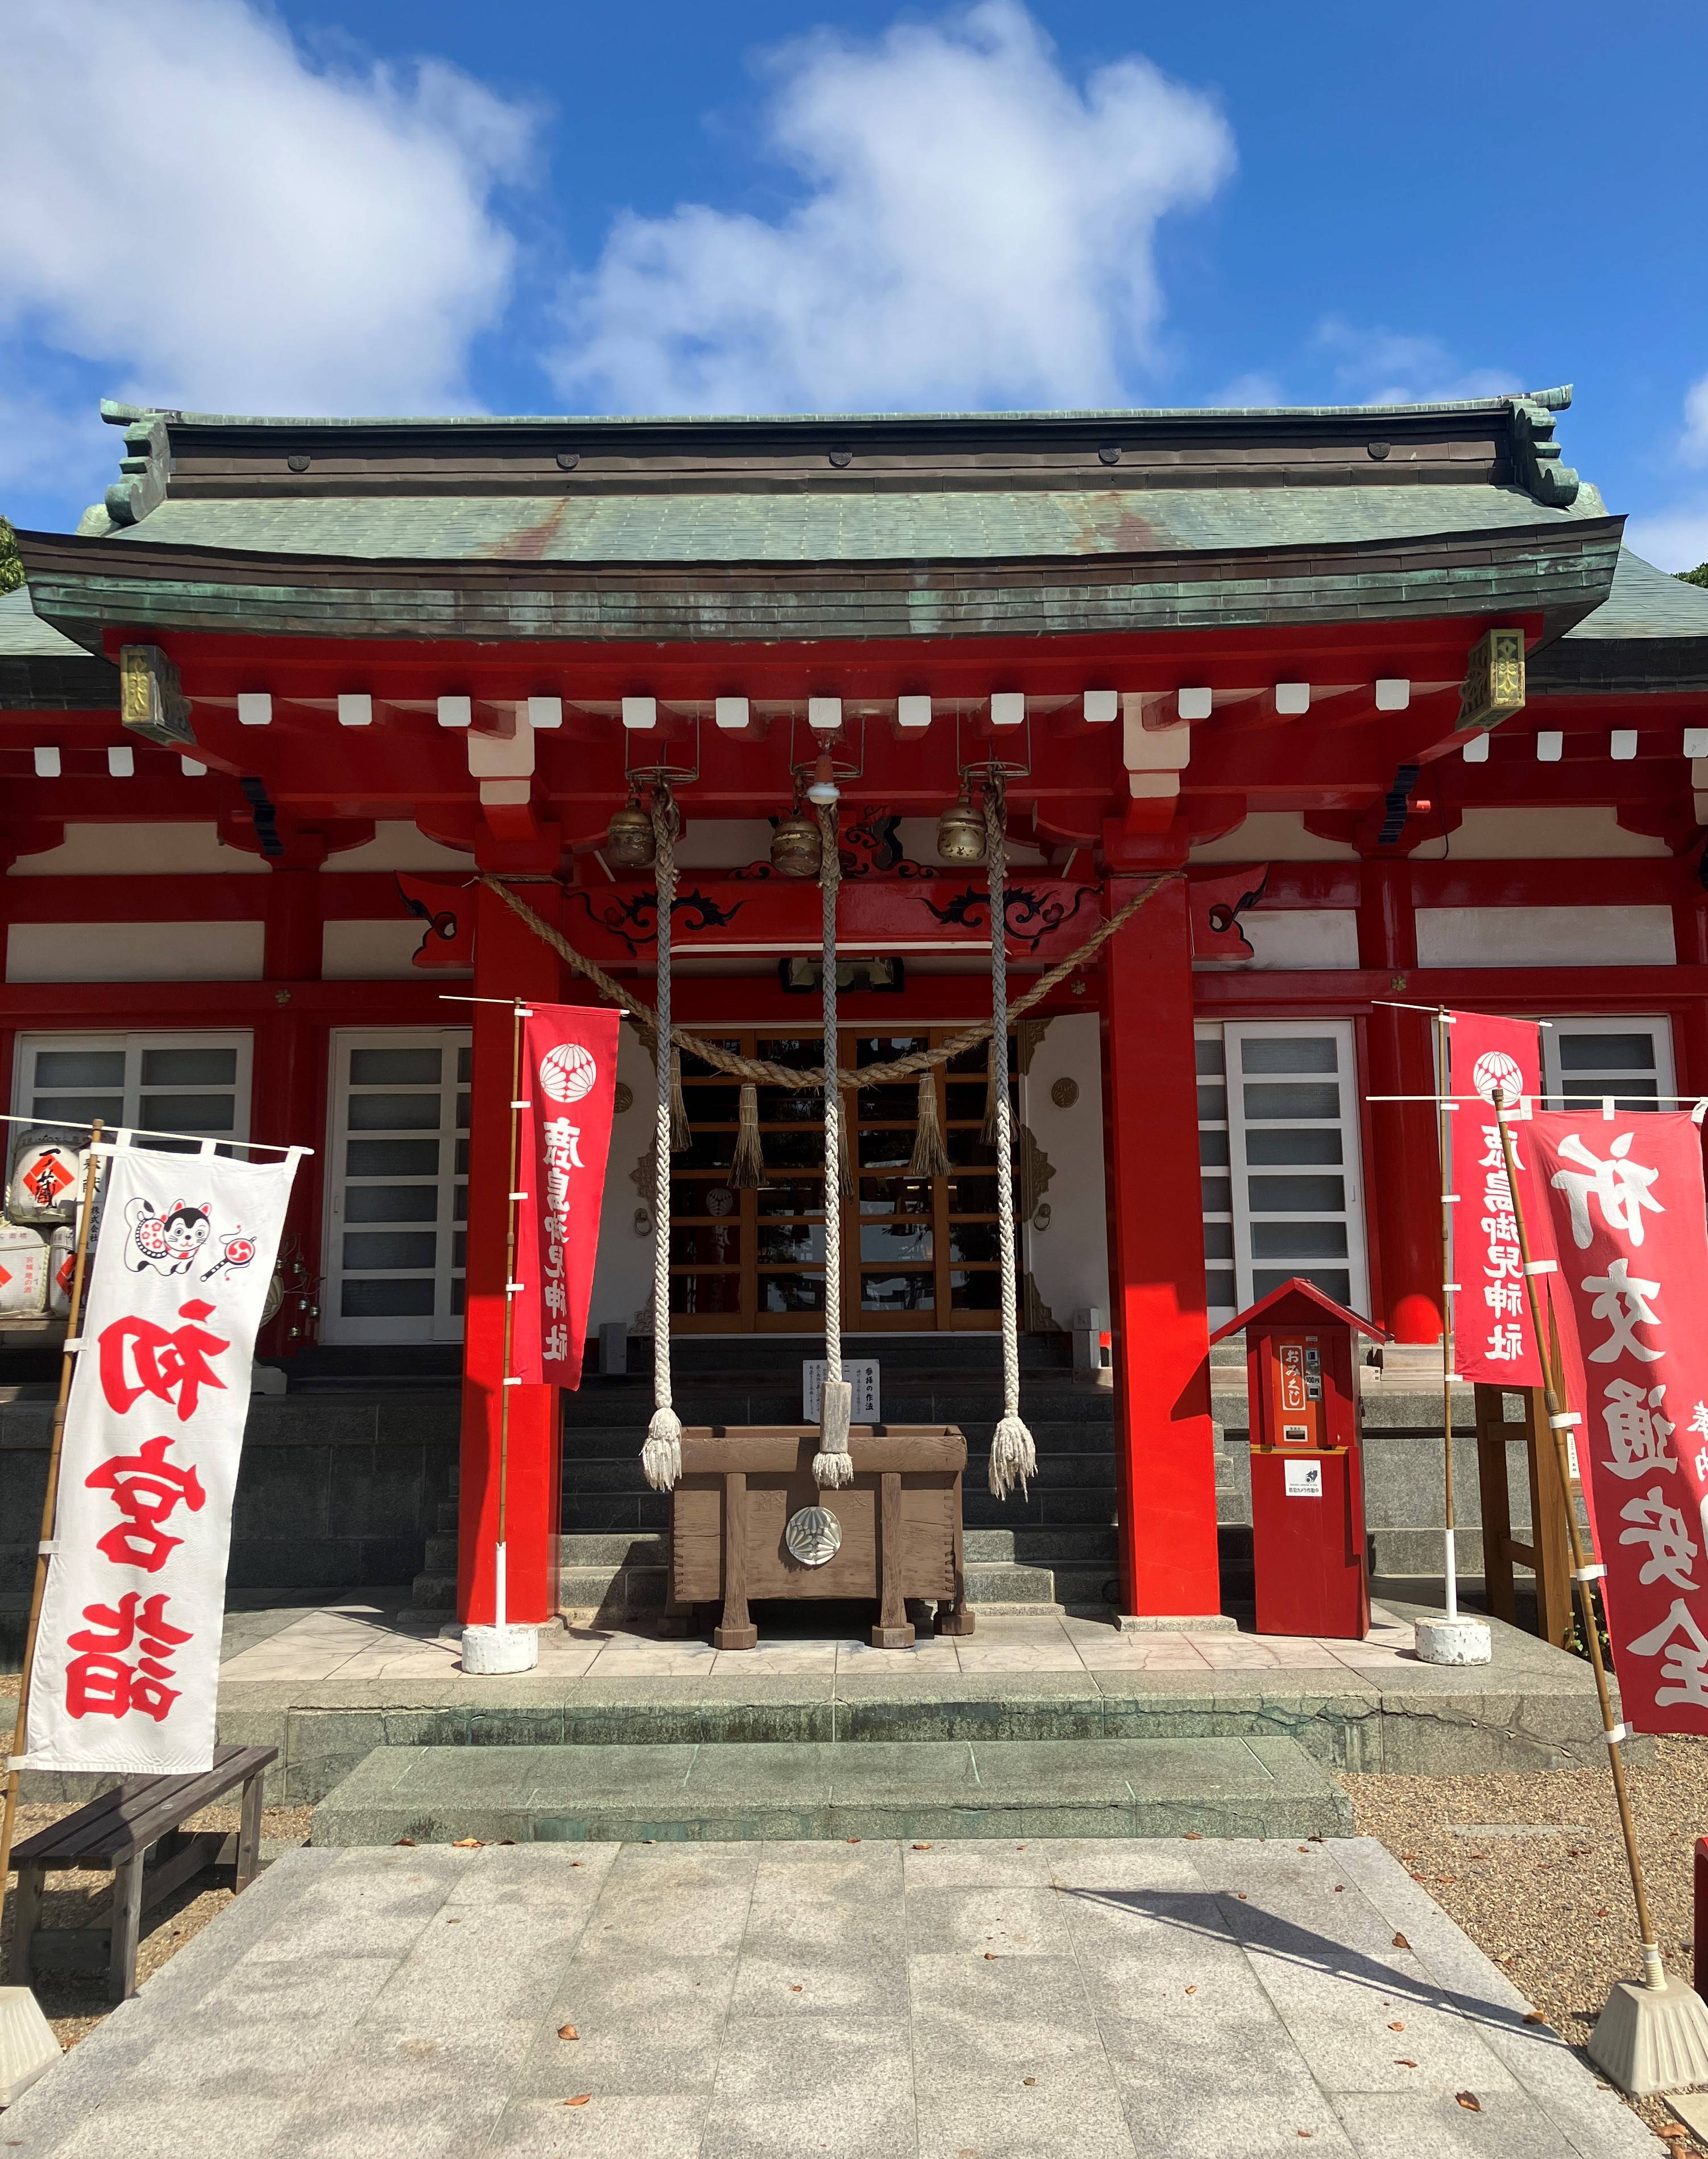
[
  {"left": 24, "top": 1144, "right": 298, "bottom": 1774},
  {"left": 1283, "top": 1458, "right": 1324, "bottom": 1499},
  {"left": 802, "top": 1358, "right": 880, "bottom": 1424}
]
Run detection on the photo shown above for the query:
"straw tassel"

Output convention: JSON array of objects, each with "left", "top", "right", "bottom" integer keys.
[
  {"left": 906, "top": 1071, "right": 950, "bottom": 1181},
  {"left": 728, "top": 1080, "right": 765, "bottom": 1189},
  {"left": 642, "top": 1404, "right": 682, "bottom": 1492},
  {"left": 669, "top": 1050, "right": 691, "bottom": 1153},
  {"left": 812, "top": 1378, "right": 855, "bottom": 1489},
  {"left": 988, "top": 1412, "right": 1037, "bottom": 1499}
]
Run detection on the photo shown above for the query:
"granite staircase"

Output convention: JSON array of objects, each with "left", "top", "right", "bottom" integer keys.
[{"left": 411, "top": 1337, "right": 1132, "bottom": 1621}]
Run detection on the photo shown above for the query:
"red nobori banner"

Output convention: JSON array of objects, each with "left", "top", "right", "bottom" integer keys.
[
  {"left": 1447, "top": 1012, "right": 1547, "bottom": 1386},
  {"left": 513, "top": 1003, "right": 621, "bottom": 1390},
  {"left": 1532, "top": 1108, "right": 1708, "bottom": 1735}
]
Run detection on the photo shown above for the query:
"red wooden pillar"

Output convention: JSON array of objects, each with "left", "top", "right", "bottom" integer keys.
[
  {"left": 1358, "top": 859, "right": 1441, "bottom": 1344},
  {"left": 458, "top": 880, "right": 565, "bottom": 1626},
  {"left": 254, "top": 865, "right": 324, "bottom": 1360},
  {"left": 1672, "top": 868, "right": 1708, "bottom": 1099},
  {"left": 1100, "top": 871, "right": 1222, "bottom": 1619}
]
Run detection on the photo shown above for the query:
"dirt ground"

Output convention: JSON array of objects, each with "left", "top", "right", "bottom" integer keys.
[{"left": 1342, "top": 1735, "right": 1708, "bottom": 2150}]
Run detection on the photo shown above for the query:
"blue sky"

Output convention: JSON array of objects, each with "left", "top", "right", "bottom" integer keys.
[{"left": 3, "top": 0, "right": 1706, "bottom": 563}]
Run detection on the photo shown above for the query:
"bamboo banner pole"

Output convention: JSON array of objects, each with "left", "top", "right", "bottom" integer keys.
[
  {"left": 1435, "top": 1010, "right": 1461, "bottom": 1625},
  {"left": 1492, "top": 1089, "right": 1665, "bottom": 1985},
  {"left": 0, "top": 1122, "right": 105, "bottom": 1940}
]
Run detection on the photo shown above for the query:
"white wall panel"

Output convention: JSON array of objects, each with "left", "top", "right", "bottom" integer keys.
[
  {"left": 1416, "top": 906, "right": 1675, "bottom": 968},
  {"left": 1019, "top": 1013, "right": 1109, "bottom": 1331},
  {"left": 321, "top": 919, "right": 454, "bottom": 979},
  {"left": 8, "top": 823, "right": 267, "bottom": 876},
  {"left": 6, "top": 921, "right": 264, "bottom": 983},
  {"left": 1241, "top": 910, "right": 1361, "bottom": 970}
]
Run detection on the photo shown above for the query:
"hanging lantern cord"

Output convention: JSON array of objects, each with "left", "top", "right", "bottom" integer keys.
[
  {"left": 812, "top": 800, "right": 855, "bottom": 1490},
  {"left": 985, "top": 777, "right": 1037, "bottom": 1501},
  {"left": 641, "top": 782, "right": 684, "bottom": 1493}
]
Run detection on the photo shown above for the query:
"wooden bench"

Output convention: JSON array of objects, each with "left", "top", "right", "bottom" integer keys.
[{"left": 9, "top": 1742, "right": 277, "bottom": 2003}]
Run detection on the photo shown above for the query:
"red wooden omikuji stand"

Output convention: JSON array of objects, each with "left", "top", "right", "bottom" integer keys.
[{"left": 5, "top": 390, "right": 1708, "bottom": 1634}]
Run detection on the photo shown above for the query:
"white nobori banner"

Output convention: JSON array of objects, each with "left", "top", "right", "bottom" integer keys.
[{"left": 24, "top": 1145, "right": 299, "bottom": 1774}]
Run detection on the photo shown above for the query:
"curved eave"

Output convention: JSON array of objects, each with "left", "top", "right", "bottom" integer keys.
[{"left": 16, "top": 516, "right": 1623, "bottom": 653}]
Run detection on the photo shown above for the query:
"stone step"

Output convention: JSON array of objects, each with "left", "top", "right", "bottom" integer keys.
[
  {"left": 309, "top": 1736, "right": 1352, "bottom": 1845},
  {"left": 551, "top": 1555, "right": 1111, "bottom": 1621}
]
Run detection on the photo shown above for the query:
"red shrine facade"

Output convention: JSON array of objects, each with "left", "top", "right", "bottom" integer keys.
[{"left": 5, "top": 389, "right": 1708, "bottom": 1625}]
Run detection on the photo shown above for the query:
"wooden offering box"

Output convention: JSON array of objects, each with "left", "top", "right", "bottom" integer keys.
[{"left": 670, "top": 1425, "right": 972, "bottom": 1650}]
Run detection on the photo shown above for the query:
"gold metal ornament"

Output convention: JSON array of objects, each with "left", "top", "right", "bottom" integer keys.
[
  {"left": 606, "top": 786, "right": 656, "bottom": 869},
  {"left": 771, "top": 787, "right": 823, "bottom": 878},
  {"left": 936, "top": 779, "right": 987, "bottom": 865}
]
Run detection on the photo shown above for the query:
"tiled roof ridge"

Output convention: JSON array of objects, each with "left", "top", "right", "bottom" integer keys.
[{"left": 99, "top": 388, "right": 1573, "bottom": 430}]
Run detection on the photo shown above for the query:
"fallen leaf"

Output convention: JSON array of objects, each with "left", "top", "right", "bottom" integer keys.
[
  {"left": 1388, "top": 2021, "right": 1405, "bottom": 2032},
  {"left": 395, "top": 1838, "right": 416, "bottom": 1847},
  {"left": 1595, "top": 1907, "right": 1611, "bottom": 1918},
  {"left": 790, "top": 1985, "right": 803, "bottom": 1993},
  {"left": 1455, "top": 2092, "right": 1481, "bottom": 2113},
  {"left": 1396, "top": 2059, "right": 1416, "bottom": 2069},
  {"left": 1297, "top": 2133, "right": 1313, "bottom": 2141},
  {"left": 558, "top": 2026, "right": 579, "bottom": 2042},
  {"left": 1522, "top": 2011, "right": 1547, "bottom": 2026},
  {"left": 913, "top": 1843, "right": 932, "bottom": 1851},
  {"left": 1392, "top": 1934, "right": 1409, "bottom": 1950},
  {"left": 1183, "top": 1832, "right": 1203, "bottom": 1841},
  {"left": 1022, "top": 2077, "right": 1036, "bottom": 2086},
  {"left": 846, "top": 1837, "right": 861, "bottom": 1845},
  {"left": 565, "top": 2095, "right": 591, "bottom": 2108},
  {"left": 1334, "top": 1886, "right": 1344, "bottom": 1894},
  {"left": 1237, "top": 1892, "right": 1248, "bottom": 1901},
  {"left": 451, "top": 1838, "right": 483, "bottom": 1850},
  {"left": 1185, "top": 1986, "right": 1197, "bottom": 1996},
  {"left": 984, "top": 1952, "right": 999, "bottom": 1961},
  {"left": 1409, "top": 1873, "right": 1425, "bottom": 1883},
  {"left": 446, "top": 1917, "right": 462, "bottom": 1925},
  {"left": 1658, "top": 2128, "right": 1688, "bottom": 2143},
  {"left": 1435, "top": 1875, "right": 1457, "bottom": 1885}
]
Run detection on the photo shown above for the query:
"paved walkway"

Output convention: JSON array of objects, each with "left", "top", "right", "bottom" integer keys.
[
  {"left": 218, "top": 1603, "right": 1423, "bottom": 1685},
  {"left": 4, "top": 1837, "right": 1659, "bottom": 2158}
]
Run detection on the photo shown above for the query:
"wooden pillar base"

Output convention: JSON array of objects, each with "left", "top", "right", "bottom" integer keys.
[
  {"left": 870, "top": 1622, "right": 915, "bottom": 1650},
  {"left": 934, "top": 1601, "right": 976, "bottom": 1638},
  {"left": 712, "top": 1623, "right": 760, "bottom": 1651}
]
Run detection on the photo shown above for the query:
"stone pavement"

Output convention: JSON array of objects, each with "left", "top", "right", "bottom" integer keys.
[{"left": 2, "top": 1837, "right": 1661, "bottom": 2158}]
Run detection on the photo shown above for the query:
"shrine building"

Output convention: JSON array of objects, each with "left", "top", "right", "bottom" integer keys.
[{"left": 5, "top": 387, "right": 1708, "bottom": 1630}]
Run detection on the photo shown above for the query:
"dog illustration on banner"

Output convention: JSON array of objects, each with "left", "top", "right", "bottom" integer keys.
[{"left": 124, "top": 1199, "right": 212, "bottom": 1277}]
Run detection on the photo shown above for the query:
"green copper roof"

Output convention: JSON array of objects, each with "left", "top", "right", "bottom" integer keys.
[
  {"left": 92, "top": 480, "right": 1609, "bottom": 566},
  {"left": 0, "top": 584, "right": 87, "bottom": 657},
  {"left": 1560, "top": 546, "right": 1708, "bottom": 640}
]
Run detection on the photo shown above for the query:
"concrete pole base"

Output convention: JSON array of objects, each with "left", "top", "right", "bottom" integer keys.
[
  {"left": 1589, "top": 1972, "right": 1708, "bottom": 2096},
  {"left": 459, "top": 1623, "right": 540, "bottom": 1675},
  {"left": 0, "top": 1986, "right": 61, "bottom": 2107},
  {"left": 1115, "top": 1613, "right": 1238, "bottom": 1634},
  {"left": 1413, "top": 1615, "right": 1493, "bottom": 1665}
]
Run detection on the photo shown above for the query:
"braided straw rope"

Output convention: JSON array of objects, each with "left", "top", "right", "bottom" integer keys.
[
  {"left": 811, "top": 802, "right": 853, "bottom": 1488},
  {"left": 639, "top": 789, "right": 683, "bottom": 1493},
  {"left": 984, "top": 784, "right": 1036, "bottom": 1501},
  {"left": 482, "top": 868, "right": 1174, "bottom": 1088}
]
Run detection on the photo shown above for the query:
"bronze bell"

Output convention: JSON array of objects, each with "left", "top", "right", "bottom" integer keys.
[
  {"left": 771, "top": 806, "right": 823, "bottom": 879},
  {"left": 606, "top": 790, "right": 656, "bottom": 869},
  {"left": 936, "top": 781, "right": 986, "bottom": 865}
]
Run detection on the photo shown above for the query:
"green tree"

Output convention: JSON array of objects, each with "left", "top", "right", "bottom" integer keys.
[
  {"left": 0, "top": 518, "right": 21, "bottom": 595},
  {"left": 1677, "top": 561, "right": 1708, "bottom": 589}
]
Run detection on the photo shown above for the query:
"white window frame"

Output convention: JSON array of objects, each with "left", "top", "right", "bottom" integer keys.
[
  {"left": 1195, "top": 1022, "right": 1238, "bottom": 1331},
  {"left": 1541, "top": 1014, "right": 1676, "bottom": 1112},
  {"left": 322, "top": 1027, "right": 469, "bottom": 1345},
  {"left": 1222, "top": 1018, "right": 1369, "bottom": 1317},
  {"left": 9, "top": 1030, "right": 254, "bottom": 1153}
]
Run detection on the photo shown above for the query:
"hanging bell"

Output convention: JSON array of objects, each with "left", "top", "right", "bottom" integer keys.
[
  {"left": 770, "top": 805, "right": 823, "bottom": 879},
  {"left": 936, "top": 779, "right": 986, "bottom": 865},
  {"left": 606, "top": 786, "right": 656, "bottom": 869}
]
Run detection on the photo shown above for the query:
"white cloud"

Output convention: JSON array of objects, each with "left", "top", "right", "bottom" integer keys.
[
  {"left": 548, "top": 1, "right": 1234, "bottom": 415},
  {"left": 1623, "top": 505, "right": 1708, "bottom": 574},
  {"left": 0, "top": 0, "right": 537, "bottom": 417},
  {"left": 1684, "top": 373, "right": 1708, "bottom": 463},
  {"left": 1312, "top": 320, "right": 1519, "bottom": 408}
]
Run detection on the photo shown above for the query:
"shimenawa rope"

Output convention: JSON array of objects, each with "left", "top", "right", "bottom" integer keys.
[
  {"left": 640, "top": 786, "right": 683, "bottom": 1494},
  {"left": 984, "top": 782, "right": 1037, "bottom": 1500},
  {"left": 812, "top": 801, "right": 854, "bottom": 1489}
]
